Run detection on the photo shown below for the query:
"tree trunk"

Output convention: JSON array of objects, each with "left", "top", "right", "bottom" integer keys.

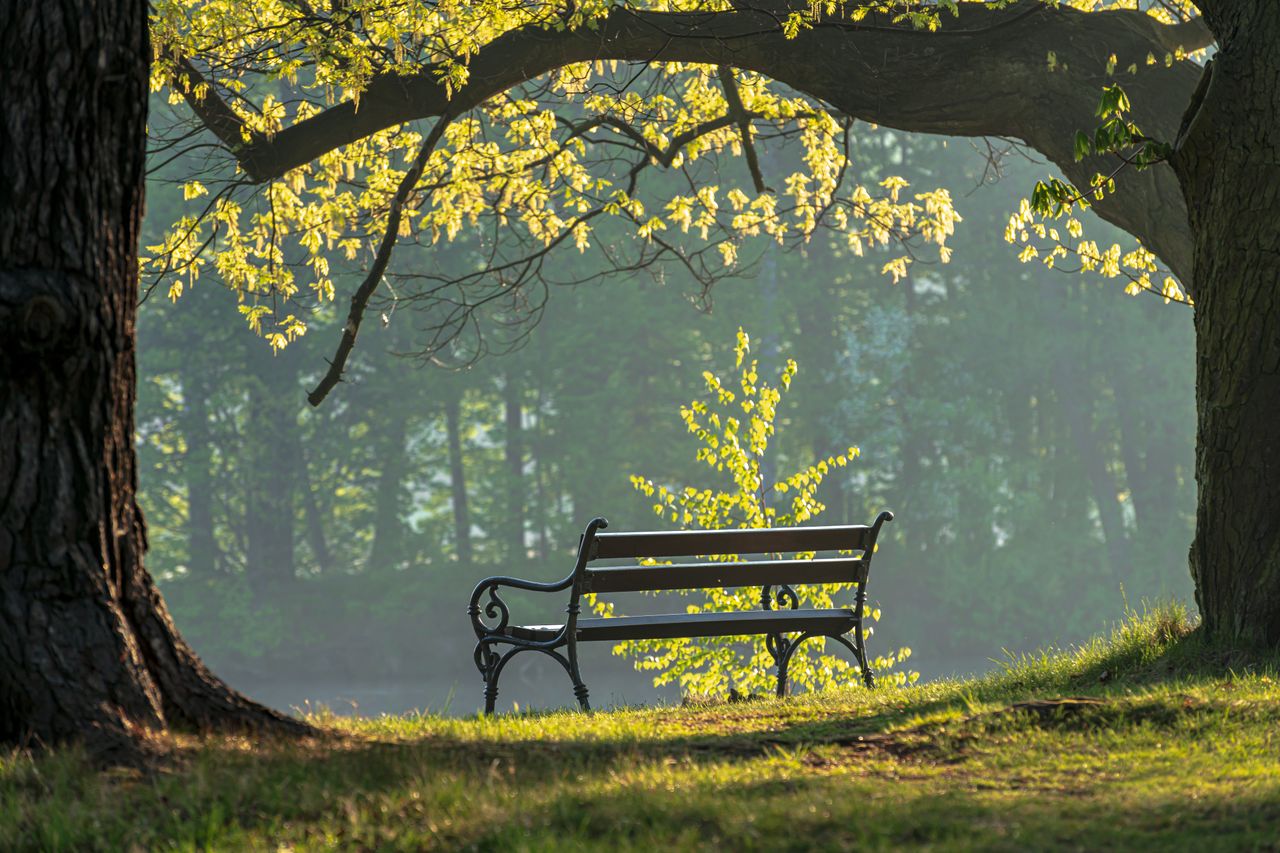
[
  {"left": 298, "top": 441, "right": 335, "bottom": 575},
  {"left": 1175, "top": 3, "right": 1280, "bottom": 646},
  {"left": 245, "top": 358, "right": 298, "bottom": 593},
  {"left": 1052, "top": 361, "right": 1128, "bottom": 580},
  {"left": 530, "top": 388, "right": 552, "bottom": 561},
  {"left": 1045, "top": 389, "right": 1090, "bottom": 531},
  {"left": 894, "top": 281, "right": 925, "bottom": 531},
  {"left": 503, "top": 368, "right": 526, "bottom": 564},
  {"left": 443, "top": 385, "right": 473, "bottom": 564},
  {"left": 367, "top": 408, "right": 408, "bottom": 571},
  {"left": 1114, "top": 363, "right": 1183, "bottom": 566},
  {"left": 0, "top": 0, "right": 303, "bottom": 759},
  {"left": 180, "top": 366, "right": 220, "bottom": 577}
]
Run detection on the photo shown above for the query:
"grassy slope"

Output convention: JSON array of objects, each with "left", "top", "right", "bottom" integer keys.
[{"left": 4, "top": 607, "right": 1279, "bottom": 851}]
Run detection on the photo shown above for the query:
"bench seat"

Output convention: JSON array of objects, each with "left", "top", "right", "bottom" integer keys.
[
  {"left": 469, "top": 513, "right": 894, "bottom": 713},
  {"left": 503, "top": 608, "right": 857, "bottom": 642}
]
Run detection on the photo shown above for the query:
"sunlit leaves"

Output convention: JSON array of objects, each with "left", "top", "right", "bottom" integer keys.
[
  {"left": 1005, "top": 194, "right": 1191, "bottom": 305},
  {"left": 146, "top": 0, "right": 959, "bottom": 351},
  {"left": 1007, "top": 55, "right": 1193, "bottom": 306}
]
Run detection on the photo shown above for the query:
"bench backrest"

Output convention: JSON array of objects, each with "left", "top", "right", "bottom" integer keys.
[{"left": 574, "top": 513, "right": 893, "bottom": 595}]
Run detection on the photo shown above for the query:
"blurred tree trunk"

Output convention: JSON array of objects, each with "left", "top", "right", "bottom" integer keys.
[
  {"left": 298, "top": 441, "right": 334, "bottom": 574},
  {"left": 244, "top": 356, "right": 298, "bottom": 592},
  {"left": 503, "top": 367, "right": 525, "bottom": 564},
  {"left": 0, "top": 0, "right": 301, "bottom": 759},
  {"left": 1046, "top": 391, "right": 1089, "bottom": 530},
  {"left": 367, "top": 408, "right": 409, "bottom": 571},
  {"left": 531, "top": 382, "right": 552, "bottom": 560},
  {"left": 180, "top": 367, "right": 220, "bottom": 577},
  {"left": 1053, "top": 361, "right": 1128, "bottom": 580},
  {"left": 788, "top": 261, "right": 848, "bottom": 522},
  {"left": 895, "top": 281, "right": 926, "bottom": 532},
  {"left": 443, "top": 385, "right": 473, "bottom": 564},
  {"left": 1005, "top": 386, "right": 1036, "bottom": 496},
  {"left": 1114, "top": 367, "right": 1182, "bottom": 562}
]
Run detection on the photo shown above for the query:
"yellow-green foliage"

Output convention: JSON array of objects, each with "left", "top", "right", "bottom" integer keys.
[
  {"left": 1004, "top": 0, "right": 1203, "bottom": 307},
  {"left": 143, "top": 1, "right": 1208, "bottom": 349},
  {"left": 589, "top": 328, "right": 914, "bottom": 697},
  {"left": 145, "top": 0, "right": 961, "bottom": 349}
]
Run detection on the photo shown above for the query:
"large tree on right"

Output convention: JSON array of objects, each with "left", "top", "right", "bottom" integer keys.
[
  {"left": 1170, "top": 2, "right": 1280, "bottom": 645},
  {"left": 157, "top": 0, "right": 1276, "bottom": 644}
]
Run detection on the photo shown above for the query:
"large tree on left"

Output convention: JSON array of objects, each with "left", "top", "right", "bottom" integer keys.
[{"left": 0, "top": 0, "right": 300, "bottom": 759}]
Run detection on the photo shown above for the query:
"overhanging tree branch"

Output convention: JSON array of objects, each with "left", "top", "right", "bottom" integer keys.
[
  {"left": 1152, "top": 13, "right": 1214, "bottom": 53},
  {"left": 717, "top": 66, "right": 769, "bottom": 194},
  {"left": 171, "top": 55, "right": 265, "bottom": 156},
  {"left": 306, "top": 115, "right": 452, "bottom": 406},
  {"left": 179, "top": 2, "right": 1208, "bottom": 283}
]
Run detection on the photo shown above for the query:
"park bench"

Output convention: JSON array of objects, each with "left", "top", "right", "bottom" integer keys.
[{"left": 468, "top": 512, "right": 894, "bottom": 714}]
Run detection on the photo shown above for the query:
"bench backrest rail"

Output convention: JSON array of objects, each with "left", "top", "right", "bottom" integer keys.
[
  {"left": 589, "top": 522, "right": 880, "bottom": 560},
  {"left": 562, "top": 511, "right": 893, "bottom": 640},
  {"left": 580, "top": 557, "right": 868, "bottom": 594}
]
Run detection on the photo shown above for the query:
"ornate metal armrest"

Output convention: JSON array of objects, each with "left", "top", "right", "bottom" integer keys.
[
  {"left": 468, "top": 571, "right": 576, "bottom": 637},
  {"left": 467, "top": 517, "right": 608, "bottom": 642}
]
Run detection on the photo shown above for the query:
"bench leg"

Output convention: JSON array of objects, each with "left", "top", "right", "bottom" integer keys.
[
  {"left": 854, "top": 586, "right": 876, "bottom": 689},
  {"left": 566, "top": 640, "right": 590, "bottom": 711},
  {"left": 766, "top": 633, "right": 792, "bottom": 698},
  {"left": 476, "top": 642, "right": 590, "bottom": 714},
  {"left": 831, "top": 632, "right": 876, "bottom": 689},
  {"left": 855, "top": 635, "right": 876, "bottom": 689},
  {"left": 484, "top": 681, "right": 499, "bottom": 714},
  {"left": 475, "top": 641, "right": 501, "bottom": 714}
]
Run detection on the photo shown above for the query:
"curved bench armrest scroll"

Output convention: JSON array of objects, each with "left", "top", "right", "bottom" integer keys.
[{"left": 468, "top": 517, "right": 609, "bottom": 637}]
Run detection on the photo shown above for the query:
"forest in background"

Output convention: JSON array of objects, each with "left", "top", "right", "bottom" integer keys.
[{"left": 134, "top": 119, "right": 1196, "bottom": 695}]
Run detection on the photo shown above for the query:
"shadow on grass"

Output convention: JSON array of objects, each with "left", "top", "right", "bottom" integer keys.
[
  {"left": 127, "top": 699, "right": 1279, "bottom": 852},
  {"left": 449, "top": 759, "right": 1280, "bottom": 851},
  {"left": 8, "top": 609, "right": 1280, "bottom": 849}
]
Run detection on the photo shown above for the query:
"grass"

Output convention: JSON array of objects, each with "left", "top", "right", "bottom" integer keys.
[{"left": 5, "top": 604, "right": 1280, "bottom": 851}]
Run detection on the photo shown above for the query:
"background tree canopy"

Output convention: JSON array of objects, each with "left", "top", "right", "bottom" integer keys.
[
  {"left": 135, "top": 0, "right": 1209, "bottom": 697},
  {"left": 137, "top": 123, "right": 1196, "bottom": 703},
  {"left": 139, "top": 0, "right": 1216, "bottom": 700},
  {"left": 145, "top": 1, "right": 1203, "bottom": 379}
]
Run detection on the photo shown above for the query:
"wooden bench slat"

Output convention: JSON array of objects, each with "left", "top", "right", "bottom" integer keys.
[
  {"left": 578, "top": 609, "right": 856, "bottom": 641},
  {"left": 582, "top": 557, "right": 867, "bottom": 593},
  {"left": 592, "top": 525, "right": 873, "bottom": 559},
  {"left": 504, "top": 609, "right": 857, "bottom": 643}
]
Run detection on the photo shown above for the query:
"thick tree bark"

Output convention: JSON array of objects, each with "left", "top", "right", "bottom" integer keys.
[
  {"left": 1173, "top": 2, "right": 1280, "bottom": 646},
  {"left": 443, "top": 386, "right": 474, "bottom": 564},
  {"left": 0, "top": 0, "right": 304, "bottom": 759}
]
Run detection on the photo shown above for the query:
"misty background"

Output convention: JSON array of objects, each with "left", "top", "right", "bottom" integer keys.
[{"left": 135, "top": 127, "right": 1196, "bottom": 717}]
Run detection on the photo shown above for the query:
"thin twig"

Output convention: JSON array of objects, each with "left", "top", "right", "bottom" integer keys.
[{"left": 306, "top": 115, "right": 452, "bottom": 406}]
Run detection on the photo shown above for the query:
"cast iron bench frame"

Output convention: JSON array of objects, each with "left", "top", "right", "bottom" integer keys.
[{"left": 468, "top": 512, "right": 893, "bottom": 714}]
